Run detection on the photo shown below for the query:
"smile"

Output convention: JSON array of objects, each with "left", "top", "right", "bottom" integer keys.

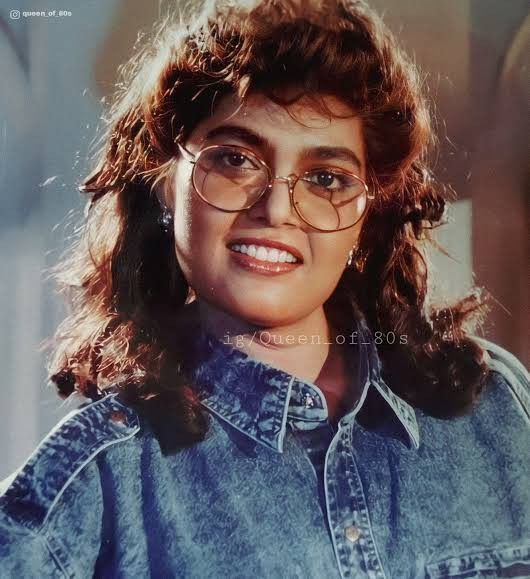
[{"left": 229, "top": 244, "right": 300, "bottom": 263}]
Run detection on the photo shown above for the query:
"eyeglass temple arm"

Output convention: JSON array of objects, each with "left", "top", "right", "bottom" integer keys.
[{"left": 177, "top": 142, "right": 196, "bottom": 163}]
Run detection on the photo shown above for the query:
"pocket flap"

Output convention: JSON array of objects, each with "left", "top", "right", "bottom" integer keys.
[{"left": 426, "top": 544, "right": 530, "bottom": 578}]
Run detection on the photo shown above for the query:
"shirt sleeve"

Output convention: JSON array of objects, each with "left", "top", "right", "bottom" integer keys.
[
  {"left": 0, "top": 449, "right": 105, "bottom": 578},
  {"left": 0, "top": 513, "right": 66, "bottom": 578}
]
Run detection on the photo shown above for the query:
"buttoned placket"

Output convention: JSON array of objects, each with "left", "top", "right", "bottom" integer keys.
[
  {"left": 288, "top": 377, "right": 388, "bottom": 579},
  {"left": 324, "top": 414, "right": 387, "bottom": 579}
]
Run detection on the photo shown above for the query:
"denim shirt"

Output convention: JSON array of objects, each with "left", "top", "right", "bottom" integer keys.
[{"left": 1, "top": 315, "right": 529, "bottom": 578}]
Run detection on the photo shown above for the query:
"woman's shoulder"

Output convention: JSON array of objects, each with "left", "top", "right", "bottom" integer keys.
[
  {"left": 471, "top": 334, "right": 529, "bottom": 417},
  {"left": 0, "top": 392, "right": 144, "bottom": 576},
  {"left": 1, "top": 392, "right": 143, "bottom": 514},
  {"left": 403, "top": 336, "right": 528, "bottom": 450}
]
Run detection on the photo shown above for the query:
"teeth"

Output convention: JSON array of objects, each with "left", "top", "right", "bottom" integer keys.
[
  {"left": 230, "top": 243, "right": 299, "bottom": 264},
  {"left": 256, "top": 246, "right": 268, "bottom": 261}
]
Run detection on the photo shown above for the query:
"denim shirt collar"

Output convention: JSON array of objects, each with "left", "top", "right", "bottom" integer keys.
[{"left": 185, "top": 313, "right": 420, "bottom": 453}]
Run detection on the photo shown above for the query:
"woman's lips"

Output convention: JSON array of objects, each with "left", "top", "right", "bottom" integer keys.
[{"left": 228, "top": 248, "right": 302, "bottom": 275}]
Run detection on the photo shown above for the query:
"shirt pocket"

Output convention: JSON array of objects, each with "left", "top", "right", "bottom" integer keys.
[{"left": 425, "top": 543, "right": 530, "bottom": 578}]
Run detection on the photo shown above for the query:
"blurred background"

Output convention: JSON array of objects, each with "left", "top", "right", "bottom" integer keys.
[{"left": 0, "top": 0, "right": 528, "bottom": 478}]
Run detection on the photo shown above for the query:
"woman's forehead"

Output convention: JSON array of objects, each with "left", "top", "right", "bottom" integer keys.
[
  {"left": 203, "top": 90, "right": 356, "bottom": 126},
  {"left": 189, "top": 90, "right": 364, "bottom": 154}
]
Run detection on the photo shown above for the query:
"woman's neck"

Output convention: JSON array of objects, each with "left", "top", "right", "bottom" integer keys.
[
  {"left": 195, "top": 299, "right": 356, "bottom": 421},
  {"left": 197, "top": 298, "right": 333, "bottom": 383}
]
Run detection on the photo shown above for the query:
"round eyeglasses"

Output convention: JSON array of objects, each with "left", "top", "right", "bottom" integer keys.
[{"left": 178, "top": 143, "right": 374, "bottom": 232}]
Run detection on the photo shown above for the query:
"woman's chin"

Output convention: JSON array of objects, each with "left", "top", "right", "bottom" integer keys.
[{"left": 222, "top": 297, "right": 306, "bottom": 329}]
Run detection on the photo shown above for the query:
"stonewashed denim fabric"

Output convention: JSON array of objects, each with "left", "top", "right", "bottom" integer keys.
[{"left": 1, "top": 313, "right": 529, "bottom": 578}]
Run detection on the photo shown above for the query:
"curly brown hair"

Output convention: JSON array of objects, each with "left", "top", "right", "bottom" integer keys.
[{"left": 47, "top": 0, "right": 491, "bottom": 453}]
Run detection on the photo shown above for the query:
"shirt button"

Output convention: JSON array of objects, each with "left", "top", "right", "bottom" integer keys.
[
  {"left": 344, "top": 525, "right": 361, "bottom": 543},
  {"left": 303, "top": 393, "right": 315, "bottom": 408},
  {"left": 109, "top": 410, "right": 127, "bottom": 425}
]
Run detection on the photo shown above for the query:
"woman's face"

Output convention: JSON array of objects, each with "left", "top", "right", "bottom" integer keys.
[{"left": 169, "top": 91, "right": 367, "bottom": 327}]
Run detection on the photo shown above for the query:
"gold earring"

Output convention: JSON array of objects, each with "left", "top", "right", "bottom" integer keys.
[
  {"left": 346, "top": 242, "right": 358, "bottom": 268},
  {"left": 346, "top": 243, "right": 367, "bottom": 272}
]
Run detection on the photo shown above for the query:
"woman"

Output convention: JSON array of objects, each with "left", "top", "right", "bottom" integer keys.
[{"left": 1, "top": 0, "right": 529, "bottom": 577}]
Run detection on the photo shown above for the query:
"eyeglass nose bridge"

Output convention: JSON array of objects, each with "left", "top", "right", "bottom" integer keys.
[{"left": 267, "top": 174, "right": 298, "bottom": 193}]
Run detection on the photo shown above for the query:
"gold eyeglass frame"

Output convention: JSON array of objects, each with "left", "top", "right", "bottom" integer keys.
[{"left": 177, "top": 142, "right": 374, "bottom": 232}]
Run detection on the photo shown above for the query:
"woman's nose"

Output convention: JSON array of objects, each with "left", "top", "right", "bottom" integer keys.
[{"left": 247, "top": 176, "right": 299, "bottom": 227}]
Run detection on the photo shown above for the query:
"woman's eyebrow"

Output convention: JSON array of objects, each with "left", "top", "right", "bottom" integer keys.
[
  {"left": 203, "top": 124, "right": 267, "bottom": 148},
  {"left": 299, "top": 146, "right": 363, "bottom": 171},
  {"left": 202, "top": 124, "right": 362, "bottom": 170}
]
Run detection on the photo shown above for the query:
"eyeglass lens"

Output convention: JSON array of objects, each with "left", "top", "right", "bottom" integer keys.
[{"left": 193, "top": 145, "right": 368, "bottom": 231}]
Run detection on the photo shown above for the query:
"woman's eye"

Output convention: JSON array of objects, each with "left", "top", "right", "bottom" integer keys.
[
  {"left": 218, "top": 151, "right": 257, "bottom": 169},
  {"left": 307, "top": 170, "right": 344, "bottom": 189},
  {"left": 200, "top": 147, "right": 261, "bottom": 174},
  {"left": 224, "top": 153, "right": 247, "bottom": 167}
]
